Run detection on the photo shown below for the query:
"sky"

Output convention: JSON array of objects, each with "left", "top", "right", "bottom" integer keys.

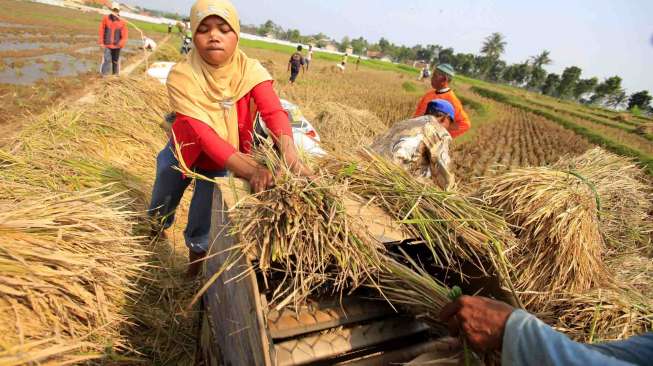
[{"left": 128, "top": 0, "right": 653, "bottom": 95}]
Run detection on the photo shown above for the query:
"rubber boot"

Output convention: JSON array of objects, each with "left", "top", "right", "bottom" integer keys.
[{"left": 187, "top": 250, "right": 206, "bottom": 278}]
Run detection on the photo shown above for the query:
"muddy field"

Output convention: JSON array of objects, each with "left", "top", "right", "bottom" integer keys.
[{"left": 0, "top": 0, "right": 168, "bottom": 145}]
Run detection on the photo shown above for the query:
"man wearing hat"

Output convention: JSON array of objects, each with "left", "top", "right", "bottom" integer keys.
[
  {"left": 98, "top": 2, "right": 128, "bottom": 76},
  {"left": 414, "top": 64, "right": 471, "bottom": 138}
]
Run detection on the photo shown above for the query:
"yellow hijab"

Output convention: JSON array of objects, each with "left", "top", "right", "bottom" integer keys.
[{"left": 167, "top": 0, "right": 272, "bottom": 149}]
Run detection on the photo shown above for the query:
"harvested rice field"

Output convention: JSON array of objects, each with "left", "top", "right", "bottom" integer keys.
[{"left": 1, "top": 2, "right": 652, "bottom": 365}]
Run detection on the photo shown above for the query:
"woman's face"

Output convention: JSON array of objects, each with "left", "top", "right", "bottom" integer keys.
[{"left": 193, "top": 15, "right": 238, "bottom": 66}]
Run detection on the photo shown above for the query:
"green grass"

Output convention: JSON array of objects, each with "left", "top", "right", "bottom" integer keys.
[
  {"left": 401, "top": 81, "right": 418, "bottom": 93},
  {"left": 127, "top": 20, "right": 168, "bottom": 34},
  {"left": 239, "top": 38, "right": 420, "bottom": 76},
  {"left": 471, "top": 86, "right": 653, "bottom": 176}
]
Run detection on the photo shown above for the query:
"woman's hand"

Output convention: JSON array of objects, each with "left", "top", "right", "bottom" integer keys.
[
  {"left": 276, "top": 134, "right": 315, "bottom": 178},
  {"left": 225, "top": 153, "right": 275, "bottom": 193},
  {"left": 249, "top": 165, "right": 274, "bottom": 193}
]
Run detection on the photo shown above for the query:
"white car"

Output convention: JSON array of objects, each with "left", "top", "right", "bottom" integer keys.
[{"left": 147, "top": 62, "right": 326, "bottom": 156}]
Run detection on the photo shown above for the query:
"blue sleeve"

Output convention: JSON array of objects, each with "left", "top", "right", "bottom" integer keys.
[
  {"left": 501, "top": 310, "right": 644, "bottom": 366},
  {"left": 588, "top": 333, "right": 653, "bottom": 365}
]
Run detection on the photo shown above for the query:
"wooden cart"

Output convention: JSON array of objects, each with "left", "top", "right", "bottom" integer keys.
[{"left": 199, "top": 178, "right": 459, "bottom": 366}]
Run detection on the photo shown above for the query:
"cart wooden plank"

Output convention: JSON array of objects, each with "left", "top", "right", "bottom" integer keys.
[{"left": 203, "top": 185, "right": 273, "bottom": 366}]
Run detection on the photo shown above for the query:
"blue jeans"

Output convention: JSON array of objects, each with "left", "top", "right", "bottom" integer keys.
[{"left": 148, "top": 142, "right": 227, "bottom": 254}]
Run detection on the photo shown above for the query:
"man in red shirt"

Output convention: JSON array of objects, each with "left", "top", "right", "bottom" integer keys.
[
  {"left": 98, "top": 2, "right": 128, "bottom": 75},
  {"left": 413, "top": 64, "right": 471, "bottom": 138}
]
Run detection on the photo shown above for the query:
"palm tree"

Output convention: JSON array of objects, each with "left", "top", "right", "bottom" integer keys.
[
  {"left": 530, "top": 50, "right": 552, "bottom": 69},
  {"left": 480, "top": 32, "right": 507, "bottom": 60},
  {"left": 480, "top": 32, "right": 506, "bottom": 79}
]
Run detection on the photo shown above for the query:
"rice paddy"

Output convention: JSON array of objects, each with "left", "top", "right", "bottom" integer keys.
[{"left": 0, "top": 2, "right": 651, "bottom": 365}]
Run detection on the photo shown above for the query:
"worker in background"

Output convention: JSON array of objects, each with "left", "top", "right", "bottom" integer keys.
[
  {"left": 149, "top": 0, "right": 311, "bottom": 277},
  {"left": 98, "top": 2, "right": 128, "bottom": 76},
  {"left": 414, "top": 64, "right": 470, "bottom": 138},
  {"left": 167, "top": 23, "right": 172, "bottom": 33},
  {"left": 417, "top": 63, "right": 430, "bottom": 81},
  {"left": 371, "top": 99, "right": 456, "bottom": 190},
  {"left": 305, "top": 44, "right": 313, "bottom": 71},
  {"left": 287, "top": 45, "right": 305, "bottom": 84},
  {"left": 142, "top": 36, "right": 157, "bottom": 51},
  {"left": 339, "top": 52, "right": 348, "bottom": 72},
  {"left": 440, "top": 295, "right": 653, "bottom": 365}
]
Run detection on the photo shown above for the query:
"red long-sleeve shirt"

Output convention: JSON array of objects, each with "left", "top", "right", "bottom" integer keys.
[{"left": 171, "top": 80, "right": 292, "bottom": 171}]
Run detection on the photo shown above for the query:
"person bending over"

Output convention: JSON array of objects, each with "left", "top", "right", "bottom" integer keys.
[{"left": 149, "top": 0, "right": 311, "bottom": 277}]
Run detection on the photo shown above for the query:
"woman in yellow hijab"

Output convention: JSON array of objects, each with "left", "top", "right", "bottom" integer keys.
[{"left": 149, "top": 0, "right": 309, "bottom": 276}]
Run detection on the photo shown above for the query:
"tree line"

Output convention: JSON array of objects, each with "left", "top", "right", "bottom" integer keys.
[{"left": 243, "top": 21, "right": 651, "bottom": 113}]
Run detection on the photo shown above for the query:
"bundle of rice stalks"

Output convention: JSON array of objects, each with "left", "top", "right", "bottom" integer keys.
[
  {"left": 1, "top": 77, "right": 200, "bottom": 363},
  {"left": 312, "top": 102, "right": 387, "bottom": 151},
  {"left": 0, "top": 77, "right": 167, "bottom": 200},
  {"left": 321, "top": 150, "right": 518, "bottom": 287},
  {"left": 552, "top": 288, "right": 652, "bottom": 342},
  {"left": 178, "top": 143, "right": 387, "bottom": 310},
  {"left": 235, "top": 176, "right": 387, "bottom": 309},
  {"left": 479, "top": 167, "right": 608, "bottom": 308},
  {"left": 150, "top": 42, "right": 185, "bottom": 64},
  {"left": 552, "top": 148, "right": 652, "bottom": 250},
  {"left": 0, "top": 186, "right": 147, "bottom": 365},
  {"left": 377, "top": 252, "right": 452, "bottom": 328}
]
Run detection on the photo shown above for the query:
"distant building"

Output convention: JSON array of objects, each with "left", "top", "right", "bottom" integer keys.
[
  {"left": 366, "top": 50, "right": 383, "bottom": 59},
  {"left": 324, "top": 43, "right": 338, "bottom": 52},
  {"left": 345, "top": 46, "right": 353, "bottom": 55}
]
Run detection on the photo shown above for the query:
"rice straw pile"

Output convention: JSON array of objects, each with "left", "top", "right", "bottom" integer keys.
[
  {"left": 0, "top": 77, "right": 201, "bottom": 364},
  {"left": 478, "top": 148, "right": 653, "bottom": 340},
  {"left": 479, "top": 167, "right": 608, "bottom": 307},
  {"left": 552, "top": 148, "right": 652, "bottom": 250},
  {"left": 552, "top": 288, "right": 652, "bottom": 342},
  {"left": 321, "top": 150, "right": 519, "bottom": 291},
  {"left": 0, "top": 186, "right": 147, "bottom": 365},
  {"left": 312, "top": 102, "right": 387, "bottom": 150},
  {"left": 479, "top": 148, "right": 652, "bottom": 303}
]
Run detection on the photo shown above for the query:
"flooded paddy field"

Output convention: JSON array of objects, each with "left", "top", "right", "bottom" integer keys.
[{"left": 0, "top": 0, "right": 168, "bottom": 145}]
